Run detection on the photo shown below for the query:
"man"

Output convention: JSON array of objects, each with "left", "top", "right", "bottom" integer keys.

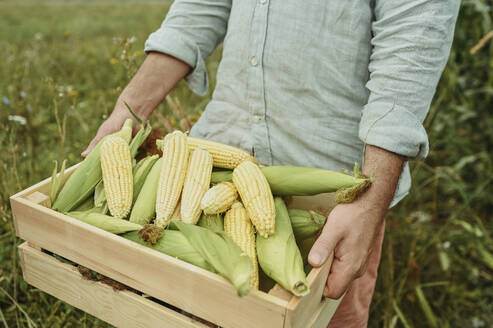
[{"left": 83, "top": 1, "right": 460, "bottom": 326}]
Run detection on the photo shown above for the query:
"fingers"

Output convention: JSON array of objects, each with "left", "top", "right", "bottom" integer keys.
[
  {"left": 81, "top": 120, "right": 119, "bottom": 157},
  {"left": 322, "top": 250, "right": 371, "bottom": 299},
  {"left": 308, "top": 222, "right": 342, "bottom": 267},
  {"left": 81, "top": 134, "right": 103, "bottom": 158}
]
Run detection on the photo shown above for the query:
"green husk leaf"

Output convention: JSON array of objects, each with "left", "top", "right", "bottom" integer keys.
[
  {"left": 68, "top": 210, "right": 142, "bottom": 234},
  {"left": 288, "top": 209, "right": 327, "bottom": 240},
  {"left": 256, "top": 197, "right": 309, "bottom": 296},
  {"left": 174, "top": 221, "right": 252, "bottom": 297},
  {"left": 72, "top": 195, "right": 95, "bottom": 212},
  {"left": 53, "top": 119, "right": 133, "bottom": 212},
  {"left": 129, "top": 158, "right": 162, "bottom": 225},
  {"left": 211, "top": 165, "right": 372, "bottom": 201},
  {"left": 122, "top": 230, "right": 215, "bottom": 272},
  {"left": 129, "top": 123, "right": 152, "bottom": 158},
  {"left": 123, "top": 101, "right": 143, "bottom": 126},
  {"left": 49, "top": 159, "right": 67, "bottom": 205},
  {"left": 197, "top": 213, "right": 224, "bottom": 233},
  {"left": 94, "top": 180, "right": 106, "bottom": 207},
  {"left": 132, "top": 155, "right": 159, "bottom": 202}
]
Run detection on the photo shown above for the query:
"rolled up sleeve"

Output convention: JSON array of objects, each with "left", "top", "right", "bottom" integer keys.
[
  {"left": 145, "top": 0, "right": 232, "bottom": 96},
  {"left": 359, "top": 0, "right": 460, "bottom": 160}
]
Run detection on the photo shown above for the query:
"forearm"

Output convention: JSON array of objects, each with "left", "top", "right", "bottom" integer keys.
[
  {"left": 358, "top": 145, "right": 404, "bottom": 218},
  {"left": 116, "top": 52, "right": 190, "bottom": 120}
]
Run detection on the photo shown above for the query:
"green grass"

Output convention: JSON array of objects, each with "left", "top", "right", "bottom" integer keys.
[{"left": 0, "top": 1, "right": 492, "bottom": 327}]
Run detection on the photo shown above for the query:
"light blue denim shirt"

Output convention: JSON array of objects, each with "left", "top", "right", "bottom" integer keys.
[{"left": 145, "top": 0, "right": 460, "bottom": 206}]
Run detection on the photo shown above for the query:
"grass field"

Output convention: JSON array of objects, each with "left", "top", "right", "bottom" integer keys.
[{"left": 1, "top": 1, "right": 492, "bottom": 327}]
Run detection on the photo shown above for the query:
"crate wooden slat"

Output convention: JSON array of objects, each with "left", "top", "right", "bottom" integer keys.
[
  {"left": 19, "top": 242, "right": 207, "bottom": 328},
  {"left": 11, "top": 165, "right": 341, "bottom": 328}
]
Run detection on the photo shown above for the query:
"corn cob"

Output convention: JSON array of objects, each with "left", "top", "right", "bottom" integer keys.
[
  {"left": 129, "top": 158, "right": 162, "bottom": 225},
  {"left": 197, "top": 213, "right": 224, "bottom": 232},
  {"left": 232, "top": 161, "right": 275, "bottom": 238},
  {"left": 211, "top": 164, "right": 373, "bottom": 203},
  {"left": 224, "top": 202, "right": 259, "bottom": 289},
  {"left": 52, "top": 119, "right": 133, "bottom": 212},
  {"left": 201, "top": 182, "right": 237, "bottom": 214},
  {"left": 256, "top": 197, "right": 309, "bottom": 296},
  {"left": 288, "top": 209, "right": 327, "bottom": 241},
  {"left": 123, "top": 230, "right": 215, "bottom": 272},
  {"left": 174, "top": 221, "right": 253, "bottom": 296},
  {"left": 68, "top": 211, "right": 142, "bottom": 234},
  {"left": 181, "top": 148, "right": 213, "bottom": 224},
  {"left": 155, "top": 131, "right": 189, "bottom": 228},
  {"left": 100, "top": 136, "right": 133, "bottom": 219},
  {"left": 187, "top": 137, "right": 256, "bottom": 169},
  {"left": 132, "top": 155, "right": 159, "bottom": 202},
  {"left": 170, "top": 199, "right": 182, "bottom": 221}
]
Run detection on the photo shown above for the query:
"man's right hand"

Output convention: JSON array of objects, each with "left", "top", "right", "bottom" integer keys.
[{"left": 81, "top": 52, "right": 191, "bottom": 157}]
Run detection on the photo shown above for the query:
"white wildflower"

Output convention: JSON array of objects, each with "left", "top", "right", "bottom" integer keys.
[{"left": 8, "top": 115, "right": 27, "bottom": 125}]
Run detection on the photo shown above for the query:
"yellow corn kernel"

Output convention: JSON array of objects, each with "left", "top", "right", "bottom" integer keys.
[
  {"left": 224, "top": 202, "right": 259, "bottom": 289},
  {"left": 155, "top": 131, "right": 189, "bottom": 228},
  {"left": 187, "top": 137, "right": 256, "bottom": 169},
  {"left": 100, "top": 136, "right": 133, "bottom": 219},
  {"left": 181, "top": 148, "right": 213, "bottom": 224},
  {"left": 201, "top": 182, "right": 238, "bottom": 214},
  {"left": 232, "top": 161, "right": 275, "bottom": 238}
]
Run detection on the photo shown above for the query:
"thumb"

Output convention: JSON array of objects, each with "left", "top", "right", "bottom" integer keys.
[
  {"left": 308, "top": 223, "right": 341, "bottom": 267},
  {"left": 81, "top": 134, "right": 103, "bottom": 158}
]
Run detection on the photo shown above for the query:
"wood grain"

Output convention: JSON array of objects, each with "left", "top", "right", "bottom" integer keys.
[{"left": 19, "top": 243, "right": 207, "bottom": 328}]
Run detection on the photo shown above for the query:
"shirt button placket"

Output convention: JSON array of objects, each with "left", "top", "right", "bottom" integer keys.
[{"left": 246, "top": 0, "right": 272, "bottom": 165}]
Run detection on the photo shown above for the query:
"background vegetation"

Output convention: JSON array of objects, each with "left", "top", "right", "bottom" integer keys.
[{"left": 1, "top": 1, "right": 492, "bottom": 327}]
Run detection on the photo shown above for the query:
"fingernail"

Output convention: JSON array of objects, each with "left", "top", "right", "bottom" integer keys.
[{"left": 309, "top": 252, "right": 322, "bottom": 266}]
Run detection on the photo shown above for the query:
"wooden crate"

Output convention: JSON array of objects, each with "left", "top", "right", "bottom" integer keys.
[{"left": 10, "top": 165, "right": 341, "bottom": 328}]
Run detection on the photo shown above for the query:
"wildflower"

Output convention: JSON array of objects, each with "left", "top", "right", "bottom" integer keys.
[
  {"left": 8, "top": 115, "right": 27, "bottom": 125},
  {"left": 20, "top": 91, "right": 26, "bottom": 98},
  {"left": 109, "top": 58, "right": 118, "bottom": 65},
  {"left": 128, "top": 36, "right": 137, "bottom": 44},
  {"left": 442, "top": 241, "right": 451, "bottom": 249},
  {"left": 2, "top": 96, "right": 9, "bottom": 105}
]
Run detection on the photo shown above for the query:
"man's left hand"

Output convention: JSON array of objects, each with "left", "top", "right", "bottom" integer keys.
[
  {"left": 308, "top": 144, "right": 404, "bottom": 299},
  {"left": 308, "top": 198, "right": 386, "bottom": 298}
]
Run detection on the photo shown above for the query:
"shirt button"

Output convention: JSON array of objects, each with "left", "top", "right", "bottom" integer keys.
[
  {"left": 260, "top": 0, "right": 268, "bottom": 4},
  {"left": 253, "top": 115, "right": 262, "bottom": 123},
  {"left": 250, "top": 56, "right": 259, "bottom": 67}
]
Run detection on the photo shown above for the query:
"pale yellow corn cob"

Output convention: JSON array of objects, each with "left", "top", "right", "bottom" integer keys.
[
  {"left": 232, "top": 161, "right": 275, "bottom": 238},
  {"left": 187, "top": 137, "right": 256, "bottom": 169},
  {"left": 100, "top": 136, "right": 133, "bottom": 219},
  {"left": 170, "top": 199, "right": 182, "bottom": 221},
  {"left": 155, "top": 131, "right": 189, "bottom": 228},
  {"left": 181, "top": 148, "right": 213, "bottom": 224},
  {"left": 201, "top": 182, "right": 238, "bottom": 214},
  {"left": 224, "top": 202, "right": 259, "bottom": 289}
]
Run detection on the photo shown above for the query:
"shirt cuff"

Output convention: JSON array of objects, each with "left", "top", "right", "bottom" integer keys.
[
  {"left": 359, "top": 101, "right": 429, "bottom": 160},
  {"left": 144, "top": 27, "right": 209, "bottom": 96}
]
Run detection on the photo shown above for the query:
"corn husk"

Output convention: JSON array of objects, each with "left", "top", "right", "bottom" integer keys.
[
  {"left": 174, "top": 221, "right": 253, "bottom": 297},
  {"left": 256, "top": 197, "right": 309, "bottom": 296},
  {"left": 122, "top": 230, "right": 215, "bottom": 272},
  {"left": 197, "top": 213, "right": 224, "bottom": 233},
  {"left": 49, "top": 159, "right": 67, "bottom": 205},
  {"left": 132, "top": 155, "right": 159, "bottom": 202},
  {"left": 53, "top": 119, "right": 133, "bottom": 212},
  {"left": 288, "top": 209, "right": 326, "bottom": 241},
  {"left": 129, "top": 158, "right": 162, "bottom": 225},
  {"left": 211, "top": 164, "right": 372, "bottom": 203},
  {"left": 68, "top": 211, "right": 142, "bottom": 234},
  {"left": 129, "top": 123, "right": 152, "bottom": 158}
]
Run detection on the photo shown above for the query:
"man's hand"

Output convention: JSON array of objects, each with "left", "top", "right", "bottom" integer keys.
[
  {"left": 82, "top": 52, "right": 190, "bottom": 157},
  {"left": 308, "top": 145, "right": 404, "bottom": 299}
]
